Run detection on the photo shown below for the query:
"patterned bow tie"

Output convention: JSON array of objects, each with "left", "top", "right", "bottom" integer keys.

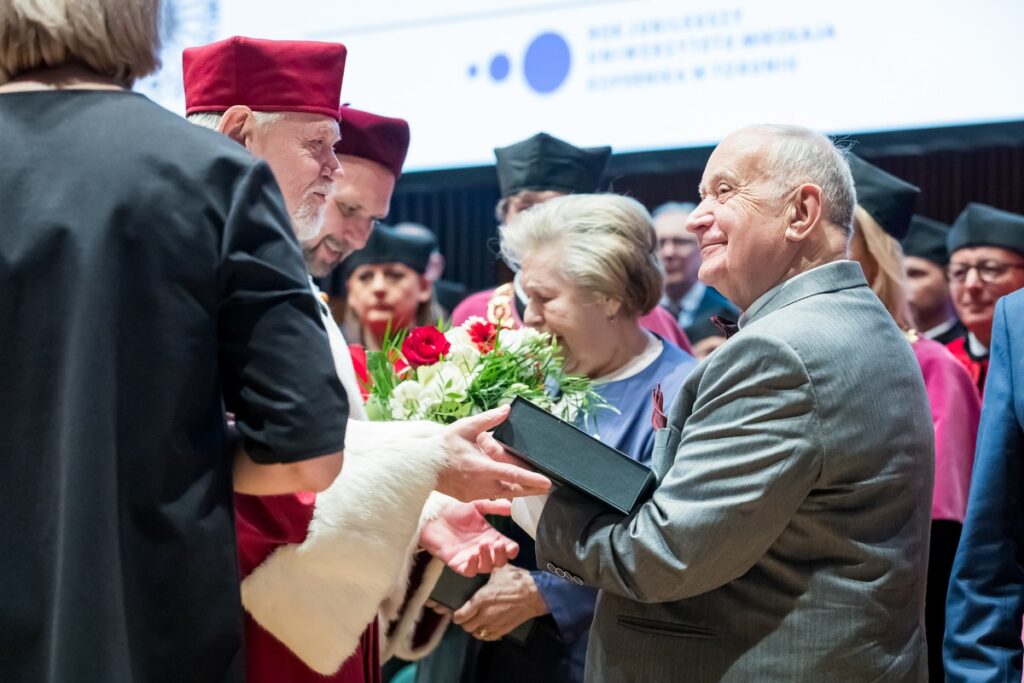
[{"left": 710, "top": 315, "right": 739, "bottom": 339}]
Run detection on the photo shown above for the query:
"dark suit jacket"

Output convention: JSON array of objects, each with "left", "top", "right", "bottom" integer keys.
[{"left": 944, "top": 290, "right": 1024, "bottom": 682}]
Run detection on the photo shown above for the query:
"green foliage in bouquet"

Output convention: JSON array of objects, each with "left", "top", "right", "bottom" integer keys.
[{"left": 360, "top": 317, "right": 611, "bottom": 426}]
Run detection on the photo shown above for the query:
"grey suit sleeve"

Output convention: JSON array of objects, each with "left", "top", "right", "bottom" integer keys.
[{"left": 535, "top": 332, "right": 822, "bottom": 603}]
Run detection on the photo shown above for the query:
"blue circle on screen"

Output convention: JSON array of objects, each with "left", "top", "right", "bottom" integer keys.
[
  {"left": 490, "top": 54, "right": 511, "bottom": 81},
  {"left": 524, "top": 32, "right": 571, "bottom": 93}
]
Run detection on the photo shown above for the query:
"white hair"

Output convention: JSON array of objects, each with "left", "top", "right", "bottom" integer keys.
[
  {"left": 750, "top": 124, "right": 857, "bottom": 235},
  {"left": 0, "top": 0, "right": 160, "bottom": 86},
  {"left": 500, "top": 193, "right": 664, "bottom": 317},
  {"left": 186, "top": 111, "right": 286, "bottom": 131},
  {"left": 187, "top": 110, "right": 322, "bottom": 240}
]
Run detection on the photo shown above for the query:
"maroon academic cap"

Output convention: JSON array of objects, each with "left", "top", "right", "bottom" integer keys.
[
  {"left": 336, "top": 105, "right": 411, "bottom": 178},
  {"left": 183, "top": 36, "right": 346, "bottom": 120}
]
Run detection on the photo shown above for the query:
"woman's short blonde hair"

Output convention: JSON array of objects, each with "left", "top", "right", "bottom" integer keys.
[
  {"left": 853, "top": 204, "right": 917, "bottom": 331},
  {"left": 0, "top": 0, "right": 161, "bottom": 86},
  {"left": 500, "top": 193, "right": 664, "bottom": 317}
]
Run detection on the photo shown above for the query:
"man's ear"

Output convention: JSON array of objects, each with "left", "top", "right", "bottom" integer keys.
[
  {"left": 785, "top": 183, "right": 824, "bottom": 242},
  {"left": 218, "top": 105, "right": 257, "bottom": 149}
]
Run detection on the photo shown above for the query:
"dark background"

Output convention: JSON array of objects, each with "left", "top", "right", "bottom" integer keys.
[{"left": 383, "top": 121, "right": 1024, "bottom": 293}]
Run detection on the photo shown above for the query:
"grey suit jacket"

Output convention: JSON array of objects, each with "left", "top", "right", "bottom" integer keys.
[{"left": 535, "top": 261, "right": 934, "bottom": 682}]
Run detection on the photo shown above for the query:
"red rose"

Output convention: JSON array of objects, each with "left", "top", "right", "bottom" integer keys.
[
  {"left": 401, "top": 326, "right": 451, "bottom": 367},
  {"left": 467, "top": 319, "right": 498, "bottom": 353}
]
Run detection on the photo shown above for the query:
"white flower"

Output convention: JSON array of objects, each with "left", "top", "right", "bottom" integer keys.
[
  {"left": 446, "top": 342, "right": 481, "bottom": 371},
  {"left": 520, "top": 326, "right": 542, "bottom": 342},
  {"left": 499, "top": 325, "right": 543, "bottom": 353},
  {"left": 389, "top": 379, "right": 437, "bottom": 419},
  {"left": 498, "top": 327, "right": 524, "bottom": 353},
  {"left": 444, "top": 326, "right": 473, "bottom": 347},
  {"left": 424, "top": 361, "right": 469, "bottom": 403},
  {"left": 552, "top": 395, "right": 582, "bottom": 423},
  {"left": 460, "top": 316, "right": 489, "bottom": 331}
]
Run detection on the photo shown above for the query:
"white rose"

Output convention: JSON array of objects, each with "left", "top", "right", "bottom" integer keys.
[
  {"left": 425, "top": 361, "right": 469, "bottom": 403},
  {"left": 389, "top": 379, "right": 436, "bottom": 420}
]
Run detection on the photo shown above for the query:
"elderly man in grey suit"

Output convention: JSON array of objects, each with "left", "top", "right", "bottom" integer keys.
[{"left": 499, "top": 125, "right": 934, "bottom": 682}]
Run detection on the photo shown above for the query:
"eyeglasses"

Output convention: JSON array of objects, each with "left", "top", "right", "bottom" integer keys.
[{"left": 947, "top": 261, "right": 1024, "bottom": 284}]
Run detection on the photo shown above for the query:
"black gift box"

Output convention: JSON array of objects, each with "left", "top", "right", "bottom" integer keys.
[
  {"left": 430, "top": 566, "right": 535, "bottom": 646},
  {"left": 493, "top": 396, "right": 656, "bottom": 515}
]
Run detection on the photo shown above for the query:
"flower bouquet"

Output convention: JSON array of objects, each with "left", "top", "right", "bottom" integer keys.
[{"left": 360, "top": 317, "right": 608, "bottom": 426}]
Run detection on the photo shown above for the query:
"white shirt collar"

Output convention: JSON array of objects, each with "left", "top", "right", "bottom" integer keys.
[{"left": 967, "top": 332, "right": 989, "bottom": 358}]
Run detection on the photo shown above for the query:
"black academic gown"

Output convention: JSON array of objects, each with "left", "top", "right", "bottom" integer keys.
[{"left": 0, "top": 90, "right": 347, "bottom": 683}]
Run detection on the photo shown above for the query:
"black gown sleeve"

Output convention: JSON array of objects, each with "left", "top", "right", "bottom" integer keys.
[{"left": 217, "top": 160, "right": 348, "bottom": 464}]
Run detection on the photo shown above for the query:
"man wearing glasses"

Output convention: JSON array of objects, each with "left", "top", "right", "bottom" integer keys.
[
  {"left": 945, "top": 203, "right": 1024, "bottom": 394},
  {"left": 653, "top": 202, "right": 740, "bottom": 359}
]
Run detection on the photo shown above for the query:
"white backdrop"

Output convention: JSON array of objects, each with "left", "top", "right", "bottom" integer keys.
[{"left": 138, "top": 0, "right": 1024, "bottom": 172}]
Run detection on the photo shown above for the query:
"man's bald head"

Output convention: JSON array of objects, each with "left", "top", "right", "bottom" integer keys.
[{"left": 687, "top": 125, "right": 854, "bottom": 309}]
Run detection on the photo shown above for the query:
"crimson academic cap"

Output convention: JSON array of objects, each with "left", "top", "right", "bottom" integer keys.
[
  {"left": 336, "top": 106, "right": 411, "bottom": 178},
  {"left": 183, "top": 36, "right": 347, "bottom": 120}
]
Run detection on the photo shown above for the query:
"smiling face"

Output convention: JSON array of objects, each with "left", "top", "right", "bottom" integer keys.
[
  {"left": 248, "top": 112, "right": 341, "bottom": 241},
  {"left": 949, "top": 245, "right": 1024, "bottom": 344},
  {"left": 302, "top": 155, "right": 397, "bottom": 278},
  {"left": 346, "top": 262, "right": 431, "bottom": 341},
  {"left": 686, "top": 129, "right": 796, "bottom": 310},
  {"left": 519, "top": 244, "right": 619, "bottom": 376}
]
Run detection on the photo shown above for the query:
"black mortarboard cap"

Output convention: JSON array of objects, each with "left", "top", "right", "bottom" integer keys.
[
  {"left": 494, "top": 132, "right": 611, "bottom": 198},
  {"left": 340, "top": 224, "right": 435, "bottom": 281},
  {"left": 948, "top": 203, "right": 1024, "bottom": 257},
  {"left": 901, "top": 215, "right": 952, "bottom": 266},
  {"left": 848, "top": 154, "right": 920, "bottom": 240}
]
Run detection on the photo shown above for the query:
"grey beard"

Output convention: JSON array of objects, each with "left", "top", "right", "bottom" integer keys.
[{"left": 293, "top": 201, "right": 326, "bottom": 242}]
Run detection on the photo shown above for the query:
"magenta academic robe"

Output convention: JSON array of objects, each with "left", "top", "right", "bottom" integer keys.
[{"left": 913, "top": 337, "right": 981, "bottom": 523}]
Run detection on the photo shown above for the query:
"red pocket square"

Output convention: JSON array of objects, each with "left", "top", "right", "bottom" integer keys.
[{"left": 651, "top": 383, "right": 667, "bottom": 430}]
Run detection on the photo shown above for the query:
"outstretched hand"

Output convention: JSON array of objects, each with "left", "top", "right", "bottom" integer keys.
[
  {"left": 437, "top": 406, "right": 552, "bottom": 502},
  {"left": 420, "top": 499, "right": 520, "bottom": 576}
]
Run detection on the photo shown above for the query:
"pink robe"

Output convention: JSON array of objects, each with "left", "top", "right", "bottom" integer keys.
[{"left": 913, "top": 337, "right": 981, "bottom": 522}]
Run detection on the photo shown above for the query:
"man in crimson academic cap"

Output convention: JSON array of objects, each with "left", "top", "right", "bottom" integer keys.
[
  {"left": 944, "top": 203, "right": 1024, "bottom": 394},
  {"left": 182, "top": 37, "right": 550, "bottom": 683},
  {"left": 451, "top": 132, "right": 693, "bottom": 352}
]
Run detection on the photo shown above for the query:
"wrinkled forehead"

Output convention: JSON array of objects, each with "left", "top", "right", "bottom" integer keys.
[
  {"left": 268, "top": 112, "right": 341, "bottom": 142},
  {"left": 702, "top": 128, "right": 775, "bottom": 185}
]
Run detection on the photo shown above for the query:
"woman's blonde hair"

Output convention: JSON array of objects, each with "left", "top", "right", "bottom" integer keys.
[
  {"left": 852, "top": 204, "right": 917, "bottom": 331},
  {"left": 500, "top": 193, "right": 664, "bottom": 317},
  {"left": 0, "top": 0, "right": 161, "bottom": 86}
]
